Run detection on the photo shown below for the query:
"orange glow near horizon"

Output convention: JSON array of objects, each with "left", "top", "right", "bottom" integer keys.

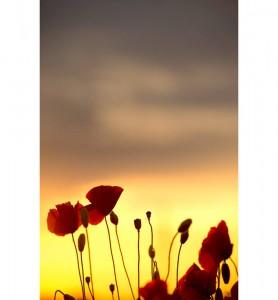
[{"left": 40, "top": 166, "right": 238, "bottom": 300}]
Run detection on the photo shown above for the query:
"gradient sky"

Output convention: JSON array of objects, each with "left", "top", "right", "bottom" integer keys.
[{"left": 41, "top": 1, "right": 237, "bottom": 299}]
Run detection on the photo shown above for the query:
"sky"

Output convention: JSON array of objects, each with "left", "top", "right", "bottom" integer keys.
[{"left": 40, "top": 1, "right": 237, "bottom": 299}]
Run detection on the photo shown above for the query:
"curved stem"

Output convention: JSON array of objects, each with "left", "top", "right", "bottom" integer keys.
[
  {"left": 176, "top": 243, "right": 183, "bottom": 287},
  {"left": 86, "top": 228, "right": 95, "bottom": 300},
  {"left": 137, "top": 230, "right": 141, "bottom": 299},
  {"left": 105, "top": 217, "right": 120, "bottom": 300},
  {"left": 80, "top": 252, "right": 86, "bottom": 300},
  {"left": 115, "top": 226, "right": 135, "bottom": 300},
  {"left": 111, "top": 291, "right": 115, "bottom": 300},
  {"left": 71, "top": 233, "right": 84, "bottom": 299},
  {"left": 229, "top": 257, "right": 239, "bottom": 276},
  {"left": 54, "top": 290, "right": 64, "bottom": 300},
  {"left": 148, "top": 219, "right": 154, "bottom": 279},
  {"left": 165, "top": 232, "right": 178, "bottom": 282}
]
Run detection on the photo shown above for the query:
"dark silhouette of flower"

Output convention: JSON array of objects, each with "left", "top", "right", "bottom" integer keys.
[
  {"left": 86, "top": 185, "right": 123, "bottom": 216},
  {"left": 199, "top": 221, "right": 233, "bottom": 273},
  {"left": 140, "top": 279, "right": 169, "bottom": 300},
  {"left": 84, "top": 185, "right": 123, "bottom": 225},
  {"left": 47, "top": 202, "right": 83, "bottom": 236},
  {"left": 175, "top": 263, "right": 216, "bottom": 300}
]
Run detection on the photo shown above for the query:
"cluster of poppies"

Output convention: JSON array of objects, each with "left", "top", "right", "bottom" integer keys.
[{"left": 47, "top": 185, "right": 238, "bottom": 300}]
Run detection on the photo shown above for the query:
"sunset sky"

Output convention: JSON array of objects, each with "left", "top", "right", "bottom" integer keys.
[{"left": 40, "top": 1, "right": 237, "bottom": 299}]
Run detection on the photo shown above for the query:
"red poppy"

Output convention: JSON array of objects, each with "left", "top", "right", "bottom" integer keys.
[
  {"left": 85, "top": 185, "right": 123, "bottom": 224},
  {"left": 47, "top": 201, "right": 83, "bottom": 236},
  {"left": 175, "top": 263, "right": 216, "bottom": 300},
  {"left": 85, "top": 204, "right": 105, "bottom": 225},
  {"left": 140, "top": 279, "right": 177, "bottom": 300},
  {"left": 199, "top": 221, "right": 233, "bottom": 273}
]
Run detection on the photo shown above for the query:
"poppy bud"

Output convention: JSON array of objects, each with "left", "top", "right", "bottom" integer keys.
[
  {"left": 153, "top": 270, "right": 160, "bottom": 279},
  {"left": 80, "top": 207, "right": 89, "bottom": 228},
  {"left": 221, "top": 262, "right": 230, "bottom": 284},
  {"left": 110, "top": 211, "right": 119, "bottom": 225},
  {"left": 146, "top": 211, "right": 151, "bottom": 220},
  {"left": 134, "top": 218, "right": 141, "bottom": 230},
  {"left": 178, "top": 219, "right": 192, "bottom": 233},
  {"left": 78, "top": 233, "right": 86, "bottom": 252},
  {"left": 215, "top": 288, "right": 223, "bottom": 300},
  {"left": 109, "top": 284, "right": 115, "bottom": 293},
  {"left": 148, "top": 245, "right": 155, "bottom": 258},
  {"left": 85, "top": 276, "right": 90, "bottom": 284},
  {"left": 180, "top": 231, "right": 189, "bottom": 244},
  {"left": 64, "top": 294, "right": 76, "bottom": 300}
]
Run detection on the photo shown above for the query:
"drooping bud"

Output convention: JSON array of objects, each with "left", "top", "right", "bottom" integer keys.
[
  {"left": 109, "top": 284, "right": 115, "bottom": 293},
  {"left": 134, "top": 218, "right": 141, "bottom": 230},
  {"left": 180, "top": 231, "right": 189, "bottom": 244},
  {"left": 178, "top": 219, "right": 192, "bottom": 233},
  {"left": 221, "top": 262, "right": 230, "bottom": 284},
  {"left": 148, "top": 245, "right": 155, "bottom": 258},
  {"left": 85, "top": 276, "right": 90, "bottom": 284},
  {"left": 80, "top": 207, "right": 89, "bottom": 228},
  {"left": 215, "top": 288, "right": 223, "bottom": 300},
  {"left": 153, "top": 260, "right": 160, "bottom": 279},
  {"left": 78, "top": 233, "right": 86, "bottom": 252},
  {"left": 146, "top": 211, "right": 151, "bottom": 220},
  {"left": 110, "top": 211, "right": 119, "bottom": 225},
  {"left": 64, "top": 294, "right": 76, "bottom": 300}
]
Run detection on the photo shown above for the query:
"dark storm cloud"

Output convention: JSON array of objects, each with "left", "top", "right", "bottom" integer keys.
[{"left": 40, "top": 0, "right": 237, "bottom": 183}]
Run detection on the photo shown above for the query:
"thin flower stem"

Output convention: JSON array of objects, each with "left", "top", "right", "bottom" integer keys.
[
  {"left": 111, "top": 291, "right": 115, "bottom": 300},
  {"left": 86, "top": 280, "right": 94, "bottom": 300},
  {"left": 54, "top": 290, "right": 64, "bottom": 300},
  {"left": 115, "top": 226, "right": 135, "bottom": 300},
  {"left": 71, "top": 233, "right": 84, "bottom": 299},
  {"left": 147, "top": 219, "right": 154, "bottom": 279},
  {"left": 137, "top": 230, "right": 141, "bottom": 299},
  {"left": 217, "top": 266, "right": 221, "bottom": 289},
  {"left": 229, "top": 257, "right": 238, "bottom": 276},
  {"left": 80, "top": 252, "right": 86, "bottom": 300},
  {"left": 86, "top": 228, "right": 95, "bottom": 300},
  {"left": 105, "top": 217, "right": 120, "bottom": 300},
  {"left": 176, "top": 243, "right": 183, "bottom": 287},
  {"left": 165, "top": 232, "right": 178, "bottom": 282}
]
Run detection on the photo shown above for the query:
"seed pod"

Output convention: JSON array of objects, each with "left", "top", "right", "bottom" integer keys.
[
  {"left": 80, "top": 207, "right": 89, "bottom": 228},
  {"left": 110, "top": 211, "right": 119, "bottom": 225},
  {"left": 64, "top": 294, "right": 76, "bottom": 300},
  {"left": 146, "top": 211, "right": 152, "bottom": 220},
  {"left": 221, "top": 262, "right": 230, "bottom": 284},
  {"left": 134, "top": 218, "right": 142, "bottom": 230},
  {"left": 180, "top": 231, "right": 189, "bottom": 244},
  {"left": 148, "top": 245, "right": 155, "bottom": 258},
  {"left": 178, "top": 219, "right": 192, "bottom": 233},
  {"left": 215, "top": 288, "right": 223, "bottom": 300},
  {"left": 78, "top": 233, "right": 86, "bottom": 252},
  {"left": 109, "top": 284, "right": 115, "bottom": 293},
  {"left": 85, "top": 276, "right": 90, "bottom": 284}
]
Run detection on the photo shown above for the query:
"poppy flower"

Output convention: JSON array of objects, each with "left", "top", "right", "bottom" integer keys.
[
  {"left": 199, "top": 221, "right": 233, "bottom": 273},
  {"left": 85, "top": 185, "right": 123, "bottom": 225},
  {"left": 175, "top": 263, "right": 216, "bottom": 300},
  {"left": 140, "top": 279, "right": 172, "bottom": 300},
  {"left": 47, "top": 201, "right": 83, "bottom": 236}
]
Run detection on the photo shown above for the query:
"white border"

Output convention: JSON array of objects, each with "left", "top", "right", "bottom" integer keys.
[
  {"left": 1, "top": 0, "right": 278, "bottom": 299},
  {"left": 239, "top": 0, "right": 278, "bottom": 299},
  {"left": 0, "top": 0, "right": 39, "bottom": 299}
]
